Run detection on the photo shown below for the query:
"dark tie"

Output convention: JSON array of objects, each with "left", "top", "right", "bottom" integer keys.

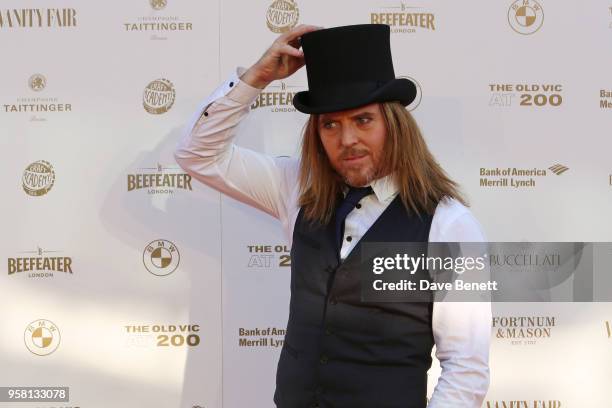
[{"left": 334, "top": 185, "right": 374, "bottom": 251}]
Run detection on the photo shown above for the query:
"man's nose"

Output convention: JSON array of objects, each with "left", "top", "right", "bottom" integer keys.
[{"left": 339, "top": 126, "right": 359, "bottom": 147}]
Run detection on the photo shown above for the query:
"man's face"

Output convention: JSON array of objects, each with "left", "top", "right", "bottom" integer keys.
[{"left": 318, "top": 102, "right": 387, "bottom": 187}]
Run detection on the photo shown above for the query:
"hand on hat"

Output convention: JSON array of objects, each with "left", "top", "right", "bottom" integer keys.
[{"left": 241, "top": 24, "right": 323, "bottom": 89}]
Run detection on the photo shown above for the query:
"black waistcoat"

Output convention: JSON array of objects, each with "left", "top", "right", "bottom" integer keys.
[{"left": 273, "top": 195, "right": 435, "bottom": 408}]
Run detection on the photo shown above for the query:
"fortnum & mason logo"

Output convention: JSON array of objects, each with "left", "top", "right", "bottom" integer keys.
[
  {"left": 508, "top": 0, "right": 544, "bottom": 35},
  {"left": 143, "top": 239, "right": 180, "bottom": 276},
  {"left": 22, "top": 160, "right": 55, "bottom": 196},
  {"left": 143, "top": 79, "right": 175, "bottom": 114},
  {"left": 266, "top": 0, "right": 299, "bottom": 33},
  {"left": 24, "top": 319, "right": 61, "bottom": 356},
  {"left": 493, "top": 316, "right": 556, "bottom": 346},
  {"left": 370, "top": 2, "right": 435, "bottom": 34}
]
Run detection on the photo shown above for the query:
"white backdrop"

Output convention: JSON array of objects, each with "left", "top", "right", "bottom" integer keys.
[{"left": 1, "top": 0, "right": 611, "bottom": 407}]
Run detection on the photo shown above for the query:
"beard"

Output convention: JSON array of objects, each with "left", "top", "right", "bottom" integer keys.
[{"left": 332, "top": 146, "right": 383, "bottom": 187}]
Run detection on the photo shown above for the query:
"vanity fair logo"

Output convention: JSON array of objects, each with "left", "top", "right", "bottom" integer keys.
[
  {"left": 266, "top": 0, "right": 299, "bottom": 33},
  {"left": 4, "top": 75, "right": 73, "bottom": 121},
  {"left": 508, "top": 0, "right": 544, "bottom": 35},
  {"left": 24, "top": 319, "right": 61, "bottom": 356},
  {"left": 479, "top": 164, "right": 568, "bottom": 189},
  {"left": 8, "top": 247, "right": 73, "bottom": 278},
  {"left": 124, "top": 0, "right": 193, "bottom": 41},
  {"left": 370, "top": 2, "right": 435, "bottom": 34},
  {"left": 143, "top": 79, "right": 175, "bottom": 114},
  {"left": 127, "top": 163, "right": 192, "bottom": 194},
  {"left": 22, "top": 160, "right": 55, "bottom": 196},
  {"left": 486, "top": 402, "right": 561, "bottom": 408},
  {"left": 143, "top": 239, "right": 180, "bottom": 276},
  {"left": 0, "top": 8, "right": 77, "bottom": 28}
]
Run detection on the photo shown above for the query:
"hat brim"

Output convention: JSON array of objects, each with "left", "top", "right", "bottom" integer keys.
[{"left": 292, "top": 78, "right": 417, "bottom": 114}]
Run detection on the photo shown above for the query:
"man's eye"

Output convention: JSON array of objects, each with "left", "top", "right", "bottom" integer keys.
[
  {"left": 323, "top": 121, "right": 335, "bottom": 129},
  {"left": 358, "top": 117, "right": 371, "bottom": 124}
]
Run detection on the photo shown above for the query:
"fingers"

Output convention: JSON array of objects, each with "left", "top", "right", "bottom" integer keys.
[
  {"left": 279, "top": 43, "right": 304, "bottom": 58},
  {"left": 280, "top": 24, "right": 323, "bottom": 44}
]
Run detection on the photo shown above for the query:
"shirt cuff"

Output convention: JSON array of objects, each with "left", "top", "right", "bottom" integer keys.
[{"left": 225, "top": 66, "right": 263, "bottom": 105}]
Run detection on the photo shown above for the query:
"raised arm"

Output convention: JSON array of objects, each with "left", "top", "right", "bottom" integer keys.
[{"left": 174, "top": 24, "right": 322, "bottom": 226}]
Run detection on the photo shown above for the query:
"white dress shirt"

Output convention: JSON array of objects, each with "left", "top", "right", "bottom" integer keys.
[{"left": 174, "top": 66, "right": 491, "bottom": 407}]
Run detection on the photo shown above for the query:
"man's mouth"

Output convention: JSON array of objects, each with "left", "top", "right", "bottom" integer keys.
[{"left": 343, "top": 154, "right": 367, "bottom": 162}]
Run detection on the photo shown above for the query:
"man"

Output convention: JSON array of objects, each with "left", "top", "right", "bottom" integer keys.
[{"left": 175, "top": 23, "right": 490, "bottom": 408}]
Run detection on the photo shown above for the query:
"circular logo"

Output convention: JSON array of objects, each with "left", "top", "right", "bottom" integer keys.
[
  {"left": 508, "top": 0, "right": 544, "bottom": 35},
  {"left": 22, "top": 160, "right": 55, "bottom": 196},
  {"left": 28, "top": 74, "right": 46, "bottom": 92},
  {"left": 143, "top": 239, "right": 180, "bottom": 276},
  {"left": 24, "top": 319, "right": 61, "bottom": 356},
  {"left": 398, "top": 76, "right": 423, "bottom": 112},
  {"left": 266, "top": 0, "right": 299, "bottom": 33},
  {"left": 150, "top": 0, "right": 167, "bottom": 10},
  {"left": 143, "top": 78, "right": 175, "bottom": 115}
]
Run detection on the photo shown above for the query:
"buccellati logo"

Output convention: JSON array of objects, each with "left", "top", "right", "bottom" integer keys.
[
  {"left": 266, "top": 0, "right": 299, "bottom": 33},
  {"left": 508, "top": 0, "right": 544, "bottom": 35},
  {"left": 143, "top": 239, "right": 180, "bottom": 276},
  {"left": 24, "top": 319, "right": 61, "bottom": 356},
  {"left": 22, "top": 160, "right": 55, "bottom": 196},
  {"left": 28, "top": 74, "right": 46, "bottom": 92},
  {"left": 143, "top": 79, "right": 175, "bottom": 114},
  {"left": 150, "top": 0, "right": 167, "bottom": 10}
]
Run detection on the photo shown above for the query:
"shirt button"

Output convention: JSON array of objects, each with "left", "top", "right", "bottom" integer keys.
[
  {"left": 229, "top": 81, "right": 234, "bottom": 87},
  {"left": 356, "top": 203, "right": 361, "bottom": 209},
  {"left": 346, "top": 236, "right": 352, "bottom": 242},
  {"left": 325, "top": 326, "right": 333, "bottom": 335},
  {"left": 319, "top": 355, "right": 328, "bottom": 364},
  {"left": 329, "top": 298, "right": 337, "bottom": 305},
  {"left": 315, "top": 386, "right": 324, "bottom": 395},
  {"left": 203, "top": 111, "right": 209, "bottom": 117}
]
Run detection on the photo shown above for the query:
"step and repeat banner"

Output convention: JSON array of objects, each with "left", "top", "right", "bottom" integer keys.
[{"left": 1, "top": 0, "right": 611, "bottom": 407}]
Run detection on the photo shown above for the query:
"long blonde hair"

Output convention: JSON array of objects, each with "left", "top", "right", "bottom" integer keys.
[{"left": 297, "top": 101, "right": 468, "bottom": 224}]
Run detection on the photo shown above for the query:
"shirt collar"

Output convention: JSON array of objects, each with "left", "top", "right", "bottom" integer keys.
[{"left": 341, "top": 173, "right": 398, "bottom": 203}]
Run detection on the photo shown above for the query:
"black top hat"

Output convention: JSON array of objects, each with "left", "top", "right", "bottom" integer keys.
[{"left": 292, "top": 24, "right": 416, "bottom": 114}]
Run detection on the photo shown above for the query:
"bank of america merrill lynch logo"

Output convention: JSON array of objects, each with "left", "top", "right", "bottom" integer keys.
[{"left": 548, "top": 164, "right": 568, "bottom": 175}]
